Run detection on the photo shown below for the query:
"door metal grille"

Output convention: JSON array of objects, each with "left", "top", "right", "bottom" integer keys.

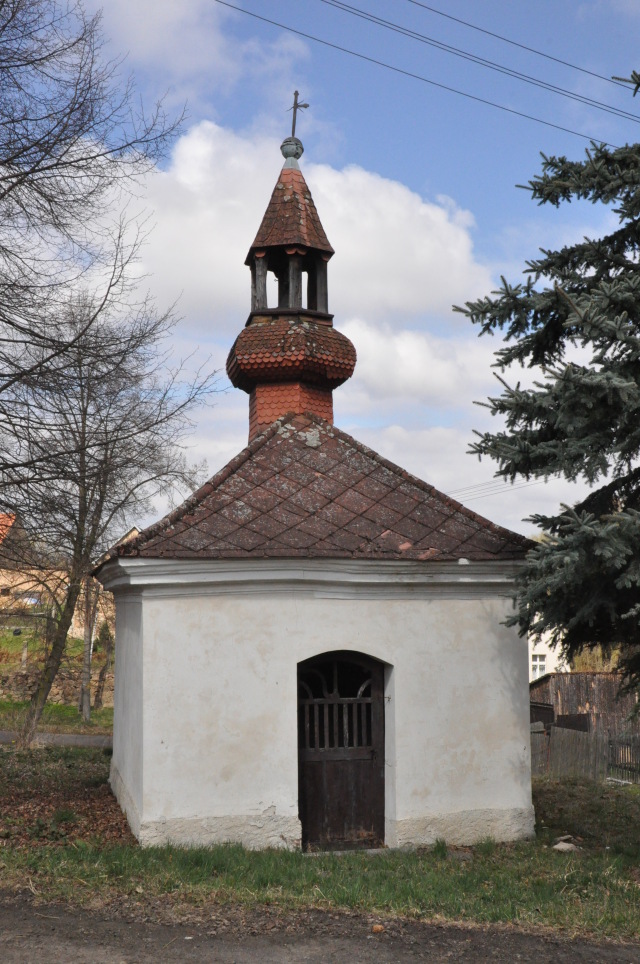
[{"left": 297, "top": 653, "right": 385, "bottom": 850}]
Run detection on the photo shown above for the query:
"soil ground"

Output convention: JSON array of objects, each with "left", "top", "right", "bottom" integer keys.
[{"left": 0, "top": 894, "right": 639, "bottom": 963}]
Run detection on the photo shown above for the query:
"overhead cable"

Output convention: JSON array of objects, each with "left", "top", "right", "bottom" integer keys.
[
  {"left": 211, "top": 0, "right": 617, "bottom": 147},
  {"left": 404, "top": 0, "right": 628, "bottom": 90},
  {"left": 320, "top": 0, "right": 640, "bottom": 125},
  {"left": 450, "top": 479, "right": 546, "bottom": 502}
]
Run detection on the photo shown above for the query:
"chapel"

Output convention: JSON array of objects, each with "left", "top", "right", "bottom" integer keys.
[{"left": 97, "top": 130, "right": 535, "bottom": 850}]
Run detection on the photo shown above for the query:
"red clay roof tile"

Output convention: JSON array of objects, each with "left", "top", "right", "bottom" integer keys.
[
  {"left": 0, "top": 512, "right": 16, "bottom": 544},
  {"left": 247, "top": 166, "right": 334, "bottom": 260},
  {"left": 116, "top": 414, "right": 530, "bottom": 563},
  {"left": 227, "top": 318, "right": 356, "bottom": 393}
]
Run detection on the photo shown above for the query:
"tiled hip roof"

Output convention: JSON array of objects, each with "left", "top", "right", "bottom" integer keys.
[{"left": 116, "top": 414, "right": 530, "bottom": 563}]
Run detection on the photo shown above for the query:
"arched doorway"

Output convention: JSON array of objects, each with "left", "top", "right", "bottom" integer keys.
[{"left": 297, "top": 651, "right": 385, "bottom": 851}]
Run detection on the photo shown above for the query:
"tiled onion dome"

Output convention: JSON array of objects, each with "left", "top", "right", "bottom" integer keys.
[{"left": 227, "top": 316, "right": 356, "bottom": 394}]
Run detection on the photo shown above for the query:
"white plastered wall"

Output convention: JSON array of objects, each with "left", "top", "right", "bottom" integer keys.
[
  {"left": 109, "top": 595, "right": 144, "bottom": 837},
  {"left": 102, "top": 559, "right": 534, "bottom": 848}
]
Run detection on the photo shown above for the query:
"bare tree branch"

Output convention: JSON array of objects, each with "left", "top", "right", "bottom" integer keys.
[
  {"left": 2, "top": 293, "right": 217, "bottom": 742},
  {"left": 0, "top": 0, "right": 184, "bottom": 454}
]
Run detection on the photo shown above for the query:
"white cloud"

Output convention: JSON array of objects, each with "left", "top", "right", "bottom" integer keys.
[
  {"left": 311, "top": 165, "right": 493, "bottom": 320},
  {"left": 95, "top": 0, "right": 227, "bottom": 71},
  {"left": 339, "top": 317, "right": 497, "bottom": 412},
  {"left": 137, "top": 121, "right": 493, "bottom": 336},
  {"left": 87, "top": 0, "right": 309, "bottom": 119},
  {"left": 581, "top": 1, "right": 640, "bottom": 19}
]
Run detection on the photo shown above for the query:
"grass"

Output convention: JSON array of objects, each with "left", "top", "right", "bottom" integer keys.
[
  {"left": 534, "top": 778, "right": 640, "bottom": 857},
  {"left": 9, "top": 837, "right": 640, "bottom": 936},
  {"left": 0, "top": 627, "right": 86, "bottom": 662},
  {"left": 0, "top": 745, "right": 110, "bottom": 793},
  {"left": 0, "top": 631, "right": 113, "bottom": 734},
  {"left": 0, "top": 747, "right": 639, "bottom": 940},
  {"left": 0, "top": 699, "right": 113, "bottom": 734}
]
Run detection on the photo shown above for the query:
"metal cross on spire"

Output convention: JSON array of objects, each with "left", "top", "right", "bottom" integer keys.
[{"left": 288, "top": 90, "right": 309, "bottom": 138}]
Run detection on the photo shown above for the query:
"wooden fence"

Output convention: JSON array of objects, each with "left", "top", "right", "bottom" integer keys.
[
  {"left": 531, "top": 727, "right": 640, "bottom": 784},
  {"left": 609, "top": 737, "right": 640, "bottom": 783}
]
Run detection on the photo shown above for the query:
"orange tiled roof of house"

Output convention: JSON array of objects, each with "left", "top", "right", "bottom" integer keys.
[
  {"left": 246, "top": 165, "right": 334, "bottom": 262},
  {"left": 0, "top": 512, "right": 16, "bottom": 545},
  {"left": 116, "top": 413, "right": 530, "bottom": 563}
]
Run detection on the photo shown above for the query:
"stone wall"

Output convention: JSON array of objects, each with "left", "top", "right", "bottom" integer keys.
[{"left": 0, "top": 664, "right": 114, "bottom": 707}]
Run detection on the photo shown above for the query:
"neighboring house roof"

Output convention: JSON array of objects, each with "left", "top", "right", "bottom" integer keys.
[
  {"left": 246, "top": 165, "right": 334, "bottom": 262},
  {"left": 0, "top": 512, "right": 16, "bottom": 545},
  {"left": 115, "top": 413, "right": 530, "bottom": 563},
  {"left": 0, "top": 512, "right": 31, "bottom": 569}
]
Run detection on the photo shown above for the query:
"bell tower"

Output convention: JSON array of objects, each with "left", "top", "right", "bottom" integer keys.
[{"left": 226, "top": 125, "right": 356, "bottom": 441}]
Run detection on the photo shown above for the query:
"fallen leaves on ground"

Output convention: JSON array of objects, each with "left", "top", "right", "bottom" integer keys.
[{"left": 0, "top": 747, "right": 134, "bottom": 848}]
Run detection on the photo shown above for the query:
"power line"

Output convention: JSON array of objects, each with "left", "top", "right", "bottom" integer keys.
[
  {"left": 212, "top": 0, "right": 617, "bottom": 147},
  {"left": 450, "top": 479, "right": 519, "bottom": 497},
  {"left": 450, "top": 478, "right": 546, "bottom": 502},
  {"left": 404, "top": 0, "right": 628, "bottom": 90},
  {"left": 320, "top": 0, "right": 640, "bottom": 126}
]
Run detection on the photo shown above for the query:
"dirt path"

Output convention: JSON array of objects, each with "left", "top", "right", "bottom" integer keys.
[{"left": 0, "top": 897, "right": 638, "bottom": 963}]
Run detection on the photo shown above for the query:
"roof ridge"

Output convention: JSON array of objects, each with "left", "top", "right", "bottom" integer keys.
[
  {"left": 118, "top": 421, "right": 284, "bottom": 556},
  {"left": 321, "top": 416, "right": 531, "bottom": 549}
]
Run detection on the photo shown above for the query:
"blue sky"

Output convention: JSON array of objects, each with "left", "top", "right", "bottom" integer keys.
[{"left": 85, "top": 0, "right": 640, "bottom": 533}]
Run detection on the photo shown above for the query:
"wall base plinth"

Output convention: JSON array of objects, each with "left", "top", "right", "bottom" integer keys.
[
  {"left": 388, "top": 806, "right": 535, "bottom": 848},
  {"left": 133, "top": 812, "right": 302, "bottom": 850}
]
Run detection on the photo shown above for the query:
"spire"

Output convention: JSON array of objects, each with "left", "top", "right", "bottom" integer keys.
[
  {"left": 227, "top": 105, "right": 356, "bottom": 441},
  {"left": 246, "top": 138, "right": 334, "bottom": 269}
]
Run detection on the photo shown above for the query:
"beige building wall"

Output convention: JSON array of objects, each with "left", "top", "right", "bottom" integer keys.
[{"left": 528, "top": 632, "right": 567, "bottom": 682}]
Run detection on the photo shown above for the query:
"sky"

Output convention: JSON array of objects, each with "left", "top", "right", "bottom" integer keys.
[{"left": 84, "top": 0, "right": 640, "bottom": 535}]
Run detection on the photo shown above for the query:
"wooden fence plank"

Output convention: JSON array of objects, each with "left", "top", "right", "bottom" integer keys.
[{"left": 530, "top": 726, "right": 640, "bottom": 783}]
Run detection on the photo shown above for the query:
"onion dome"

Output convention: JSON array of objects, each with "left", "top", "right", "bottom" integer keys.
[{"left": 227, "top": 316, "right": 356, "bottom": 393}]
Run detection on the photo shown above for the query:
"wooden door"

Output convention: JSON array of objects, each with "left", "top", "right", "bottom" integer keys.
[{"left": 297, "top": 652, "right": 385, "bottom": 851}]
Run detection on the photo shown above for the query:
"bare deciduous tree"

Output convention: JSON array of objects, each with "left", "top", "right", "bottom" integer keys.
[
  {"left": 2, "top": 294, "right": 216, "bottom": 743},
  {"left": 78, "top": 574, "right": 100, "bottom": 721},
  {"left": 0, "top": 0, "right": 182, "bottom": 483},
  {"left": 93, "top": 619, "right": 114, "bottom": 711}
]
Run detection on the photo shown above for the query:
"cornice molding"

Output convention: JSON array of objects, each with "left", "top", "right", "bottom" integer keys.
[{"left": 98, "top": 557, "right": 520, "bottom": 600}]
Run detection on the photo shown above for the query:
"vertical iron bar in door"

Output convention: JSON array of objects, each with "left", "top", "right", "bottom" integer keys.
[
  {"left": 324, "top": 702, "right": 329, "bottom": 751},
  {"left": 314, "top": 703, "right": 319, "bottom": 751}
]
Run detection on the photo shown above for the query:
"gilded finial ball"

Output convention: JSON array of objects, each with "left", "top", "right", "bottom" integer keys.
[{"left": 281, "top": 136, "right": 304, "bottom": 160}]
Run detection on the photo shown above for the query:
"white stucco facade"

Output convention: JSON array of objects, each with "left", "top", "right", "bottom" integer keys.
[{"left": 100, "top": 557, "right": 534, "bottom": 849}]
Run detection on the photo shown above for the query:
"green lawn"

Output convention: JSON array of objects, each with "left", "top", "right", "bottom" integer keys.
[
  {"left": 0, "top": 698, "right": 113, "bottom": 734},
  {"left": 0, "top": 629, "right": 113, "bottom": 733},
  {"left": 0, "top": 747, "right": 639, "bottom": 941},
  {"left": 0, "top": 627, "right": 86, "bottom": 661}
]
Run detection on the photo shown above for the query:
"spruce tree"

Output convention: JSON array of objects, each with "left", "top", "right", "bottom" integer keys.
[{"left": 458, "top": 79, "right": 640, "bottom": 696}]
